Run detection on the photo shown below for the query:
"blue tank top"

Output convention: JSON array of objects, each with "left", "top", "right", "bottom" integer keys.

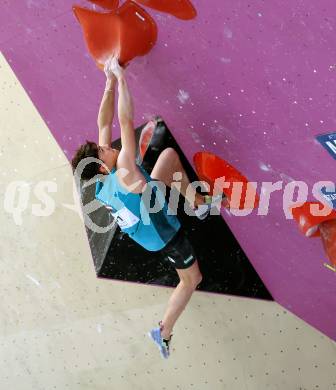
[{"left": 95, "top": 165, "right": 181, "bottom": 251}]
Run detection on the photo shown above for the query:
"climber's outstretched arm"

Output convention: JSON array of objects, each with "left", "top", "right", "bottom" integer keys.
[
  {"left": 97, "top": 57, "right": 117, "bottom": 146},
  {"left": 110, "top": 57, "right": 146, "bottom": 192}
]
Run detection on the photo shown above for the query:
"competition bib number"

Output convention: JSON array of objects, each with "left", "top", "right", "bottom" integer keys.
[{"left": 111, "top": 207, "right": 140, "bottom": 229}]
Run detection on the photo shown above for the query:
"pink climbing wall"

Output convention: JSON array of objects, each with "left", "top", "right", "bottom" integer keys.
[{"left": 2, "top": 0, "right": 336, "bottom": 339}]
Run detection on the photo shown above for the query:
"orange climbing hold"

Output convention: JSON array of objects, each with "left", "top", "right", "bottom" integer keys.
[
  {"left": 87, "top": 0, "right": 119, "bottom": 10},
  {"left": 73, "top": 1, "right": 157, "bottom": 68},
  {"left": 73, "top": 6, "right": 120, "bottom": 66},
  {"left": 135, "top": 0, "right": 197, "bottom": 20},
  {"left": 193, "top": 151, "right": 259, "bottom": 210},
  {"left": 86, "top": 0, "right": 197, "bottom": 19},
  {"left": 290, "top": 202, "right": 336, "bottom": 237},
  {"left": 116, "top": 1, "right": 157, "bottom": 64},
  {"left": 290, "top": 202, "right": 336, "bottom": 267}
]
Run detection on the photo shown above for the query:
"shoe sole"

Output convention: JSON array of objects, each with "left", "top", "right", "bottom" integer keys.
[{"left": 147, "top": 330, "right": 169, "bottom": 359}]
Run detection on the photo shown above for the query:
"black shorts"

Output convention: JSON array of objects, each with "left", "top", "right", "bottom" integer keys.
[{"left": 161, "top": 228, "right": 197, "bottom": 270}]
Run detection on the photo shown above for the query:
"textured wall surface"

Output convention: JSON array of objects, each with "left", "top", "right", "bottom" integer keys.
[{"left": 1, "top": 0, "right": 336, "bottom": 339}]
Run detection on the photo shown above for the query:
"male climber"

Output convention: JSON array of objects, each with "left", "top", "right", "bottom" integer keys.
[{"left": 71, "top": 55, "right": 220, "bottom": 359}]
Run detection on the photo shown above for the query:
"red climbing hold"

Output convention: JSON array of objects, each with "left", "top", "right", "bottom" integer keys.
[
  {"left": 116, "top": 1, "right": 157, "bottom": 63},
  {"left": 86, "top": 0, "right": 119, "bottom": 10},
  {"left": 86, "top": 0, "right": 196, "bottom": 19},
  {"left": 193, "top": 151, "right": 259, "bottom": 210},
  {"left": 290, "top": 202, "right": 336, "bottom": 267},
  {"left": 73, "top": 1, "right": 157, "bottom": 69},
  {"left": 73, "top": 6, "right": 120, "bottom": 67},
  {"left": 135, "top": 0, "right": 197, "bottom": 20},
  {"left": 290, "top": 202, "right": 336, "bottom": 238}
]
